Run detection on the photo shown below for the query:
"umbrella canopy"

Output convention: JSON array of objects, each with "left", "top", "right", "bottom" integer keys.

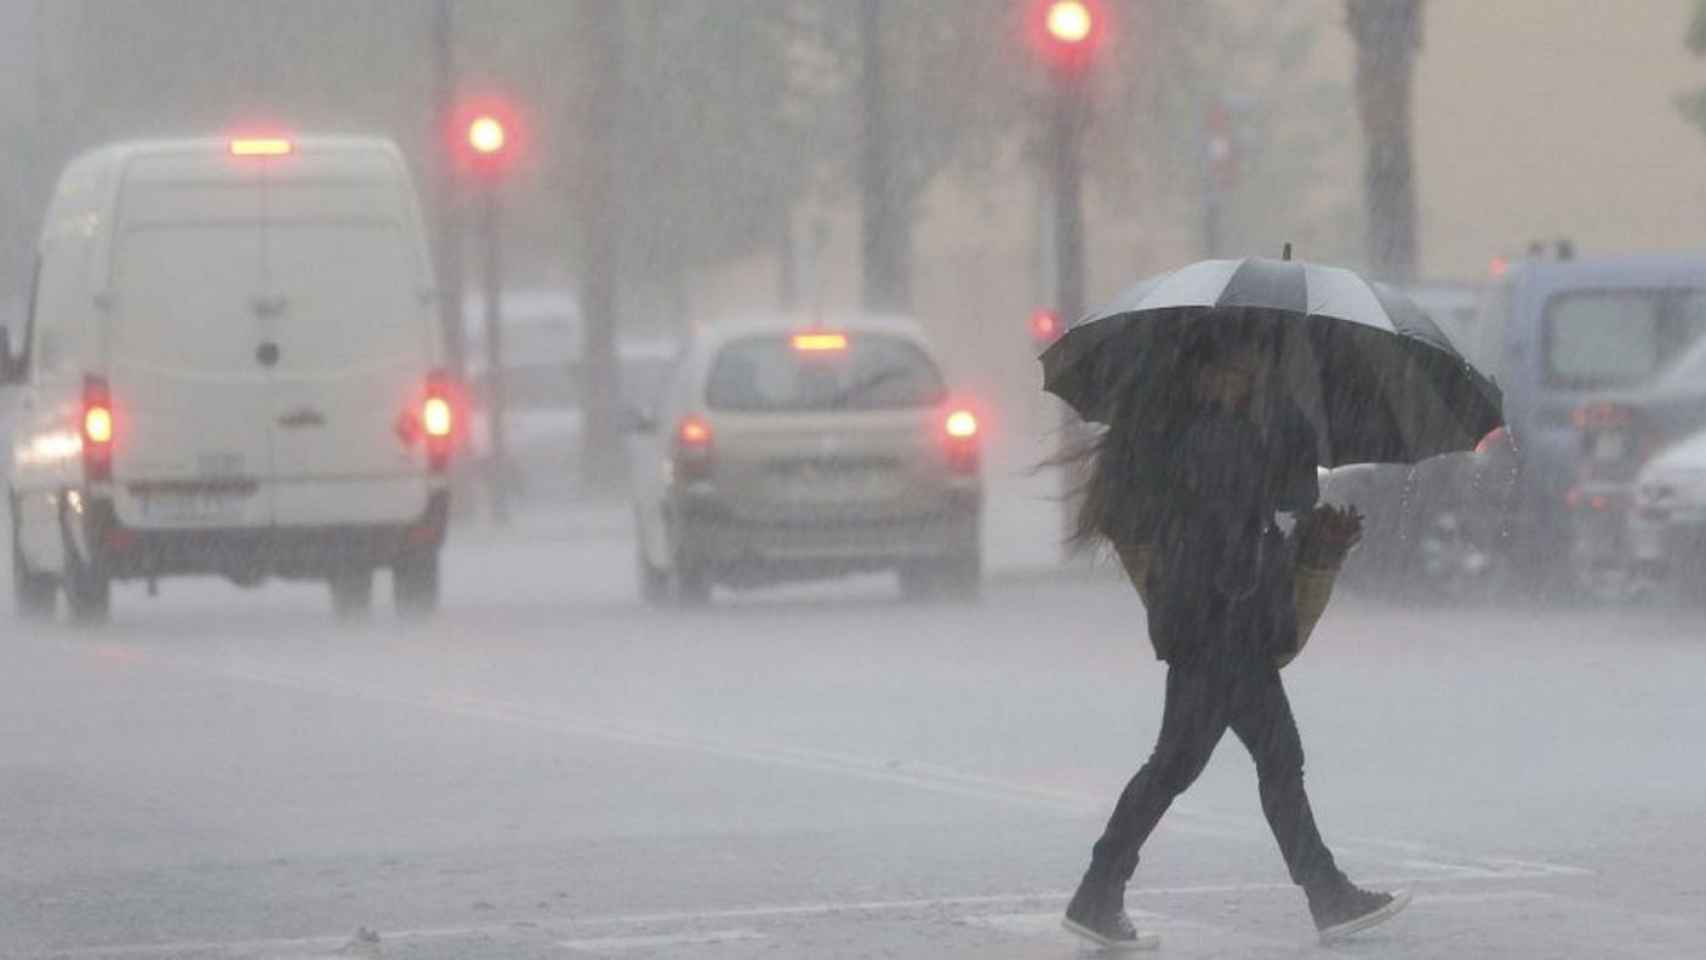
[{"left": 1040, "top": 256, "right": 1504, "bottom": 467}]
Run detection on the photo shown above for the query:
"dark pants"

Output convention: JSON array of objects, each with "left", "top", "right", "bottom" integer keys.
[{"left": 1085, "top": 661, "right": 1344, "bottom": 893}]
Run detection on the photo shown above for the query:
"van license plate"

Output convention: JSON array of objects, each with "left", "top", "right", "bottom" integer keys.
[
  {"left": 1592, "top": 433, "right": 1626, "bottom": 461},
  {"left": 140, "top": 491, "right": 243, "bottom": 523}
]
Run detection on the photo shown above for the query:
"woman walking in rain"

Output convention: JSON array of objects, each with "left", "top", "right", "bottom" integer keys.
[{"left": 1060, "top": 318, "right": 1410, "bottom": 950}]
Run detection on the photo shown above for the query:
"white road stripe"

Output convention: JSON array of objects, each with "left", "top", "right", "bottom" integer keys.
[
  {"left": 559, "top": 928, "right": 767, "bottom": 952},
  {"left": 43, "top": 879, "right": 1583, "bottom": 958},
  {"left": 1414, "top": 889, "right": 1556, "bottom": 905}
]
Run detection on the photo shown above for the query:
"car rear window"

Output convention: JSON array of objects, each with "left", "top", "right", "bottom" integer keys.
[
  {"left": 705, "top": 333, "right": 946, "bottom": 412},
  {"left": 1542, "top": 290, "right": 1706, "bottom": 389}
]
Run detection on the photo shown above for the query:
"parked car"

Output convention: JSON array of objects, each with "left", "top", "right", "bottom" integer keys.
[
  {"left": 4, "top": 135, "right": 453, "bottom": 623},
  {"left": 1565, "top": 334, "right": 1706, "bottom": 594},
  {"left": 1629, "top": 425, "right": 1706, "bottom": 595},
  {"left": 628, "top": 316, "right": 983, "bottom": 605}
]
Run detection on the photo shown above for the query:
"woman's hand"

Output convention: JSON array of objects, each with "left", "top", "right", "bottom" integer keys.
[{"left": 1294, "top": 503, "right": 1364, "bottom": 570}]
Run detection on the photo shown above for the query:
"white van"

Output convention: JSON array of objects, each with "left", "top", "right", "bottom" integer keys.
[{"left": 1, "top": 136, "right": 454, "bottom": 623}]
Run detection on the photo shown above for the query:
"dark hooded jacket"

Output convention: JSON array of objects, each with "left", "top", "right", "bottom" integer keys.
[{"left": 1144, "top": 400, "right": 1320, "bottom": 666}]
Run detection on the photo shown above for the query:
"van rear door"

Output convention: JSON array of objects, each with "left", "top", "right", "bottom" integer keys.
[
  {"left": 264, "top": 204, "right": 433, "bottom": 527},
  {"left": 108, "top": 211, "right": 274, "bottom": 531}
]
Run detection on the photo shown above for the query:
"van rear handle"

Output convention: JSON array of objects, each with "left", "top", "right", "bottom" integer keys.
[{"left": 256, "top": 342, "right": 280, "bottom": 368}]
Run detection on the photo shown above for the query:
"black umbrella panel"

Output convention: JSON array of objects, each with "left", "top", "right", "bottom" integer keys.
[{"left": 1040, "top": 257, "right": 1504, "bottom": 467}]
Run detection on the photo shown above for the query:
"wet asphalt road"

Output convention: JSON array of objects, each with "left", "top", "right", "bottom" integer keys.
[{"left": 4, "top": 524, "right": 1706, "bottom": 959}]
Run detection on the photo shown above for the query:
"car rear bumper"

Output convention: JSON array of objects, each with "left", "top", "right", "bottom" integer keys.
[
  {"left": 77, "top": 492, "right": 449, "bottom": 582},
  {"left": 675, "top": 490, "right": 980, "bottom": 580},
  {"left": 1629, "top": 505, "right": 1706, "bottom": 568}
]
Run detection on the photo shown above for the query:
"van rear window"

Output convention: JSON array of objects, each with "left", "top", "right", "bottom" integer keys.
[
  {"left": 706, "top": 334, "right": 945, "bottom": 412},
  {"left": 1542, "top": 290, "right": 1706, "bottom": 389}
]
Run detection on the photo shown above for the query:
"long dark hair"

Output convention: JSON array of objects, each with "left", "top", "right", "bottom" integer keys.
[{"left": 1065, "top": 314, "right": 1280, "bottom": 553}]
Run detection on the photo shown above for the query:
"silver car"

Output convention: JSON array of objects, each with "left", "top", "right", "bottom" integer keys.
[
  {"left": 628, "top": 317, "right": 983, "bottom": 605},
  {"left": 1630, "top": 427, "right": 1706, "bottom": 587}
]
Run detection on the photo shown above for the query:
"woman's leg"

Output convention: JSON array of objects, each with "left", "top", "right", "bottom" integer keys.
[
  {"left": 1082, "top": 665, "right": 1233, "bottom": 889},
  {"left": 1230, "top": 668, "right": 1411, "bottom": 938},
  {"left": 1227, "top": 668, "right": 1343, "bottom": 892}
]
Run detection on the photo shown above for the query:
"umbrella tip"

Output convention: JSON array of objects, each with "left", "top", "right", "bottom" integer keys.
[{"left": 1281, "top": 241, "right": 1293, "bottom": 262}]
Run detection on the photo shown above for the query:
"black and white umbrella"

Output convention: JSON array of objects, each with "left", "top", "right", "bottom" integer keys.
[{"left": 1040, "top": 256, "right": 1504, "bottom": 466}]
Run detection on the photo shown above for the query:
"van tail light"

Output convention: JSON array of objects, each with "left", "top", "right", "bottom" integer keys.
[
  {"left": 943, "top": 408, "right": 980, "bottom": 473},
  {"left": 423, "top": 370, "right": 459, "bottom": 473},
  {"left": 82, "top": 375, "right": 114, "bottom": 482},
  {"left": 674, "top": 415, "right": 714, "bottom": 482},
  {"left": 1571, "top": 402, "right": 1633, "bottom": 430},
  {"left": 1571, "top": 401, "right": 1659, "bottom": 484}
]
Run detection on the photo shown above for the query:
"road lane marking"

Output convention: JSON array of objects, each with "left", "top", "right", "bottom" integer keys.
[
  {"left": 1413, "top": 889, "right": 1556, "bottom": 904},
  {"left": 42, "top": 880, "right": 1570, "bottom": 958},
  {"left": 559, "top": 928, "right": 767, "bottom": 952}
]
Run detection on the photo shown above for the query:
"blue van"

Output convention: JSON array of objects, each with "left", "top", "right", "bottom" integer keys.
[{"left": 1467, "top": 254, "right": 1706, "bottom": 581}]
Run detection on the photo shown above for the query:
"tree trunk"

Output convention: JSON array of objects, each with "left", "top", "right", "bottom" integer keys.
[
  {"left": 1347, "top": 0, "right": 1422, "bottom": 283},
  {"left": 576, "top": 0, "right": 627, "bottom": 492},
  {"left": 858, "top": 0, "right": 911, "bottom": 313}
]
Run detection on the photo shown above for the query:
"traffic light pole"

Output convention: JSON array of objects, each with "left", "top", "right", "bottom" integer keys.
[
  {"left": 479, "top": 182, "right": 509, "bottom": 526},
  {"left": 1048, "top": 68, "right": 1090, "bottom": 552}
]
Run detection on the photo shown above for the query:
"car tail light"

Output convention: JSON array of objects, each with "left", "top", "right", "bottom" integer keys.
[
  {"left": 1566, "top": 486, "right": 1623, "bottom": 512},
  {"left": 82, "top": 375, "right": 114, "bottom": 482},
  {"left": 674, "top": 415, "right": 714, "bottom": 482},
  {"left": 943, "top": 408, "right": 980, "bottom": 473},
  {"left": 423, "top": 370, "right": 459, "bottom": 472}
]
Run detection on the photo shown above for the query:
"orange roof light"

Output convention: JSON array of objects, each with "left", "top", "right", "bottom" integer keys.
[
  {"left": 230, "top": 137, "right": 293, "bottom": 157},
  {"left": 792, "top": 332, "right": 849, "bottom": 352}
]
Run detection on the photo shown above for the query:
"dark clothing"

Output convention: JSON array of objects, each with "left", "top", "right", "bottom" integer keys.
[
  {"left": 1145, "top": 403, "right": 1319, "bottom": 666},
  {"left": 1085, "top": 659, "right": 1344, "bottom": 893},
  {"left": 1145, "top": 524, "right": 1297, "bottom": 666},
  {"left": 1083, "top": 399, "right": 1341, "bottom": 898}
]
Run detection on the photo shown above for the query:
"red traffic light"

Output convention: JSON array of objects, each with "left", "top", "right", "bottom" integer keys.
[
  {"left": 1030, "top": 308, "right": 1063, "bottom": 346},
  {"left": 467, "top": 115, "right": 506, "bottom": 156},
  {"left": 451, "top": 99, "right": 522, "bottom": 178},
  {"left": 1031, "top": 0, "right": 1104, "bottom": 70},
  {"left": 1045, "top": 0, "right": 1093, "bottom": 43}
]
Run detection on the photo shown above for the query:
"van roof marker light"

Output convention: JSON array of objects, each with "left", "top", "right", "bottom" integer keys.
[
  {"left": 792, "top": 332, "right": 848, "bottom": 352},
  {"left": 230, "top": 137, "right": 293, "bottom": 157}
]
